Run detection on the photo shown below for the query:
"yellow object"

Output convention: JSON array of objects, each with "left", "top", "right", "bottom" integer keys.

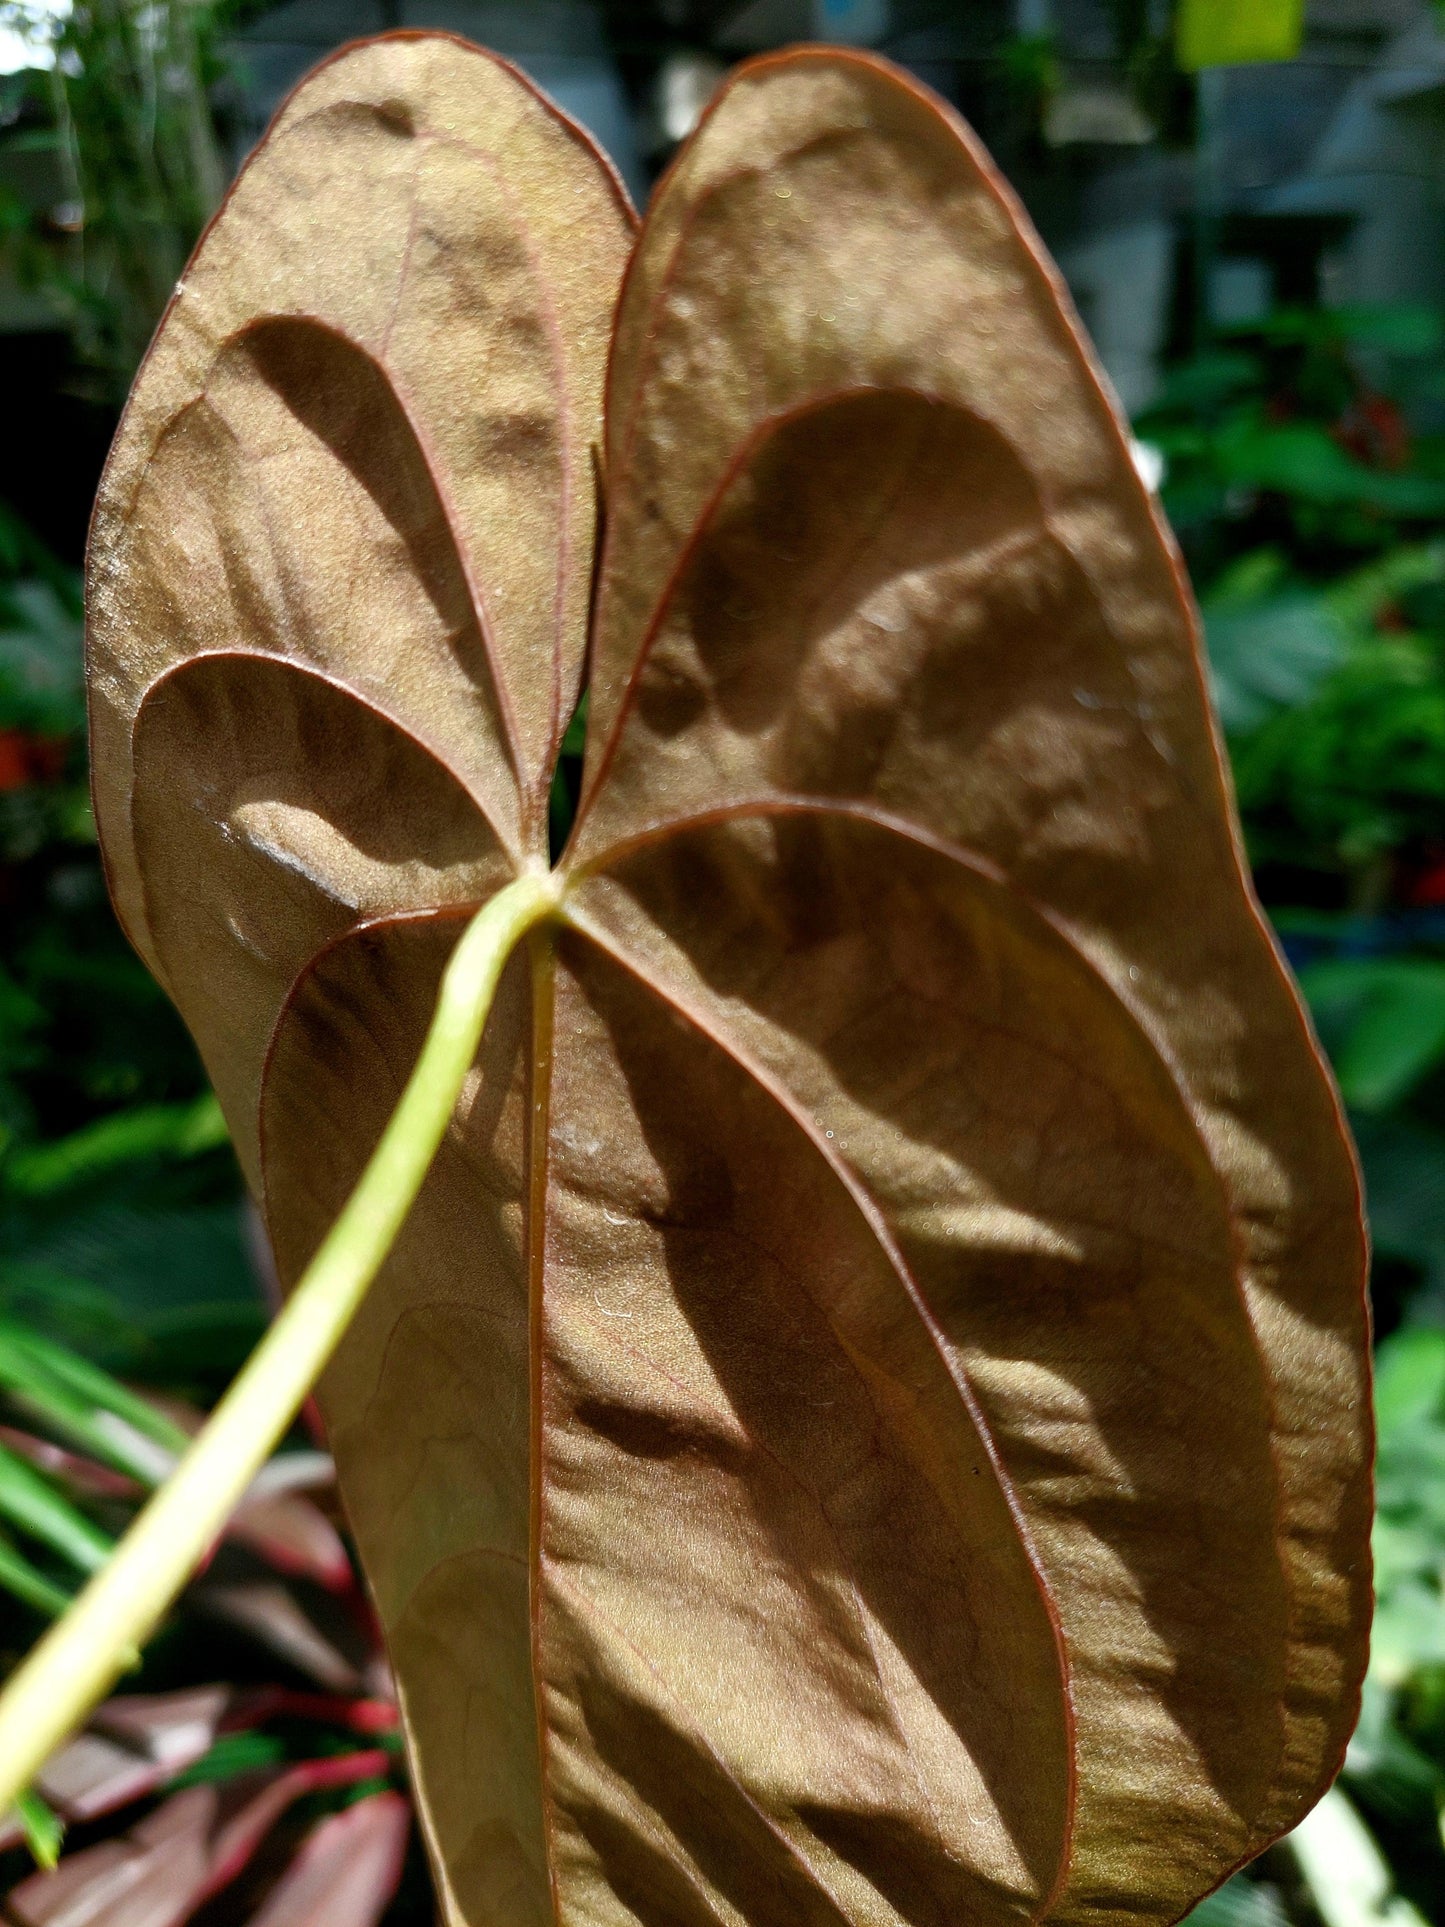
[{"left": 1176, "top": 0, "right": 1304, "bottom": 69}]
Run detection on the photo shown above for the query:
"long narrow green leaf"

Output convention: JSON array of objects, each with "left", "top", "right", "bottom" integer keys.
[
  {"left": 14, "top": 1788, "right": 64, "bottom": 1870},
  {"left": 0, "top": 1443, "right": 114, "bottom": 1574},
  {"left": 0, "top": 1527, "right": 73, "bottom": 1618},
  {"left": 3, "top": 1092, "right": 228, "bottom": 1197},
  {"left": 1184, "top": 1875, "right": 1287, "bottom": 1927},
  {"left": 0, "top": 1318, "right": 188, "bottom": 1481},
  {"left": 1289, "top": 1787, "right": 1430, "bottom": 1927},
  {"left": 0, "top": 1318, "right": 189, "bottom": 1446},
  {"left": 170, "top": 1730, "right": 288, "bottom": 1787}
]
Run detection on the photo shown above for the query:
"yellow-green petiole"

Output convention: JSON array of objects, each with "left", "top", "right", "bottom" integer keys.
[{"left": 0, "top": 869, "right": 560, "bottom": 1814}]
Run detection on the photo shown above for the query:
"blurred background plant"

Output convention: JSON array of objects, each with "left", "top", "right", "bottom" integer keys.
[
  {"left": 0, "top": 0, "right": 1443, "bottom": 1921},
  {"left": 0, "top": 0, "right": 226, "bottom": 397},
  {"left": 1133, "top": 192, "right": 1445, "bottom": 1927},
  {"left": 0, "top": 1315, "right": 422, "bottom": 1923}
]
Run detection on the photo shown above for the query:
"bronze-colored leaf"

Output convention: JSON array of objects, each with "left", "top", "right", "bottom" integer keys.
[
  {"left": 88, "top": 30, "right": 636, "bottom": 988},
  {"left": 87, "top": 34, "right": 1372, "bottom": 1927}
]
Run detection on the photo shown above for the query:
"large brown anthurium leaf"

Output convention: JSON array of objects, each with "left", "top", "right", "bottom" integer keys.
[{"left": 86, "top": 31, "right": 1373, "bottom": 1927}]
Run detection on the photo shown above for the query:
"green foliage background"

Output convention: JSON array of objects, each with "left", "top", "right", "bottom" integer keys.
[{"left": 1134, "top": 299, "right": 1445, "bottom": 1927}]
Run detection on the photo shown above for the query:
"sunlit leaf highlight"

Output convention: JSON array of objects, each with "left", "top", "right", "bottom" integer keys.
[{"left": 81, "top": 33, "right": 1373, "bottom": 1927}]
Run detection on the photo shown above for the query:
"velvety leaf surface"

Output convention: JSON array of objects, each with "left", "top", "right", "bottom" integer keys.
[
  {"left": 87, "top": 34, "right": 1373, "bottom": 1927},
  {"left": 573, "top": 53, "right": 1372, "bottom": 1919},
  {"left": 87, "top": 28, "right": 636, "bottom": 1007}
]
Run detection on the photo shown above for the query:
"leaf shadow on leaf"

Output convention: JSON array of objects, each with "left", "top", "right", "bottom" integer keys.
[
  {"left": 226, "top": 317, "right": 506, "bottom": 736},
  {"left": 583, "top": 807, "right": 1291, "bottom": 1856},
  {"left": 553, "top": 934, "right": 1070, "bottom": 1921},
  {"left": 571, "top": 375, "right": 1302, "bottom": 1862},
  {"left": 583, "top": 387, "right": 1164, "bottom": 887},
  {"left": 665, "top": 394, "right": 1036, "bottom": 746}
]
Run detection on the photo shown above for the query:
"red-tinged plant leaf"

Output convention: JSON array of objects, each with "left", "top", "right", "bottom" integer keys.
[
  {"left": 0, "top": 732, "right": 67, "bottom": 793},
  {"left": 238, "top": 1690, "right": 397, "bottom": 1734},
  {"left": 197, "top": 1751, "right": 394, "bottom": 1902},
  {"left": 1, "top": 1415, "right": 349, "bottom": 1590},
  {"left": 229, "top": 1481, "right": 351, "bottom": 1594},
  {"left": 0, "top": 730, "right": 30, "bottom": 792},
  {"left": 0, "top": 1686, "right": 396, "bottom": 1856},
  {"left": 0, "top": 1427, "right": 143, "bottom": 1502},
  {"left": 5, "top": 1752, "right": 391, "bottom": 1927},
  {"left": 87, "top": 33, "right": 1372, "bottom": 1927},
  {"left": 150, "top": 1394, "right": 349, "bottom": 1589},
  {"left": 0, "top": 1688, "right": 234, "bottom": 1852},
  {"left": 243, "top": 1453, "right": 334, "bottom": 1499},
  {"left": 194, "top": 1580, "right": 365, "bottom": 1691},
  {"left": 203, "top": 1489, "right": 351, "bottom": 1592},
  {"left": 6, "top": 1785, "right": 215, "bottom": 1927},
  {"left": 241, "top": 1791, "right": 410, "bottom": 1927}
]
